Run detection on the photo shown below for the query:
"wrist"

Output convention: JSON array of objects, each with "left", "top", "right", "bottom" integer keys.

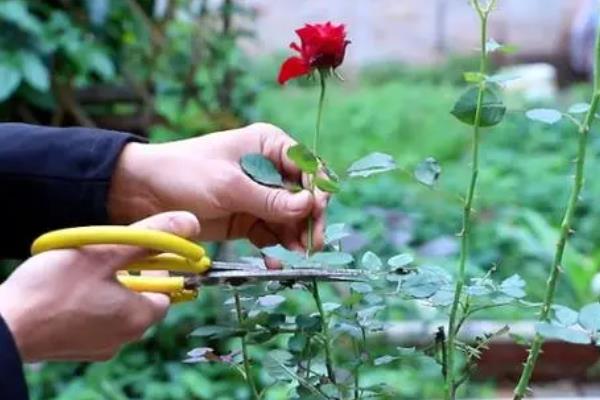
[{"left": 108, "top": 142, "right": 162, "bottom": 223}]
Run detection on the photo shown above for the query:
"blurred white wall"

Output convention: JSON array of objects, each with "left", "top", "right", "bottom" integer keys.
[{"left": 241, "top": 0, "right": 585, "bottom": 66}]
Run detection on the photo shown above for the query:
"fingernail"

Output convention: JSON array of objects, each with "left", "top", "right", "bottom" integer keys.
[{"left": 170, "top": 211, "right": 201, "bottom": 237}]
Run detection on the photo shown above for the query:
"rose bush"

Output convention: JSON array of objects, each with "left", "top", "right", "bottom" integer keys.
[{"left": 183, "top": 2, "right": 600, "bottom": 399}]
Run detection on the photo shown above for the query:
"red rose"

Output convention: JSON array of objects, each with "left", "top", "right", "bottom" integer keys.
[{"left": 278, "top": 22, "right": 350, "bottom": 85}]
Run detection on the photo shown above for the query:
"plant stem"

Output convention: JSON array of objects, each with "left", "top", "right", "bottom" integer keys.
[
  {"left": 234, "top": 292, "right": 259, "bottom": 400},
  {"left": 311, "top": 279, "right": 336, "bottom": 383},
  {"left": 353, "top": 338, "right": 360, "bottom": 400},
  {"left": 445, "top": 5, "right": 489, "bottom": 399},
  {"left": 513, "top": 25, "right": 600, "bottom": 400},
  {"left": 314, "top": 70, "right": 326, "bottom": 155},
  {"left": 307, "top": 70, "right": 327, "bottom": 254},
  {"left": 304, "top": 70, "right": 336, "bottom": 384}
]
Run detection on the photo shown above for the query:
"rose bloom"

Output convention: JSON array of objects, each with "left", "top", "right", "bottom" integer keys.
[{"left": 278, "top": 22, "right": 350, "bottom": 85}]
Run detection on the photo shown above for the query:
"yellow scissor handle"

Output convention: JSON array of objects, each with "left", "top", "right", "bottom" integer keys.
[{"left": 31, "top": 226, "right": 211, "bottom": 302}]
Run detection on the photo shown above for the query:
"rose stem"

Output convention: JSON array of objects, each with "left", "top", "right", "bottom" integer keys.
[{"left": 512, "top": 16, "right": 600, "bottom": 400}]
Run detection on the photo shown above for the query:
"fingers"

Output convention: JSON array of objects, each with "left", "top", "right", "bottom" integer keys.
[
  {"left": 298, "top": 190, "right": 328, "bottom": 252},
  {"left": 247, "top": 122, "right": 302, "bottom": 183},
  {"left": 43, "top": 292, "right": 170, "bottom": 362},
  {"left": 138, "top": 292, "right": 171, "bottom": 322},
  {"left": 87, "top": 211, "right": 201, "bottom": 273},
  {"left": 239, "top": 181, "right": 315, "bottom": 223},
  {"left": 121, "top": 291, "right": 170, "bottom": 340}
]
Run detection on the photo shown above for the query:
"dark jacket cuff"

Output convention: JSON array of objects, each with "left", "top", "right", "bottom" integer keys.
[
  {"left": 0, "top": 123, "right": 144, "bottom": 258},
  {"left": 0, "top": 316, "right": 28, "bottom": 399}
]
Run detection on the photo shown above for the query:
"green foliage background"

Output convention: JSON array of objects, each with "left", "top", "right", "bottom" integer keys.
[{"left": 1, "top": 0, "right": 599, "bottom": 399}]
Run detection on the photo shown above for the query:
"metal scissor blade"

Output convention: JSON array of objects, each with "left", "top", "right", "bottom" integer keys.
[
  {"left": 210, "top": 261, "right": 268, "bottom": 271},
  {"left": 184, "top": 264, "right": 364, "bottom": 287}
]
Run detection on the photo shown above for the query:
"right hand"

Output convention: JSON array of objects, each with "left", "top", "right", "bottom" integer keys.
[{"left": 0, "top": 211, "right": 200, "bottom": 362}]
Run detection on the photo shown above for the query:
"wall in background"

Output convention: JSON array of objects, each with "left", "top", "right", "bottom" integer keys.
[{"left": 241, "top": 0, "right": 584, "bottom": 66}]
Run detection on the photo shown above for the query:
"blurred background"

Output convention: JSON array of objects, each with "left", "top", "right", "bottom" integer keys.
[{"left": 2, "top": 0, "right": 600, "bottom": 399}]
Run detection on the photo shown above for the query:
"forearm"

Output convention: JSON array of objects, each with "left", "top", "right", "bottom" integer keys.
[{"left": 0, "top": 123, "right": 141, "bottom": 258}]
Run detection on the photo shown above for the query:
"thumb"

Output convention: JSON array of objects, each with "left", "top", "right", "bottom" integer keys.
[
  {"left": 99, "top": 211, "right": 201, "bottom": 271},
  {"left": 242, "top": 182, "right": 314, "bottom": 223}
]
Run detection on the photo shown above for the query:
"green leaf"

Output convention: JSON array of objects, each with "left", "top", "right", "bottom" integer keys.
[
  {"left": 309, "top": 251, "right": 353, "bottom": 266},
  {"left": 361, "top": 251, "right": 383, "bottom": 271},
  {"left": 466, "top": 284, "right": 492, "bottom": 297},
  {"left": 414, "top": 157, "right": 441, "bottom": 186},
  {"left": 552, "top": 305, "right": 578, "bottom": 327},
  {"left": 451, "top": 86, "right": 506, "bottom": 127},
  {"left": 486, "top": 38, "right": 503, "bottom": 53},
  {"left": 87, "top": 47, "right": 115, "bottom": 80},
  {"left": 296, "top": 315, "right": 321, "bottom": 332},
  {"left": 487, "top": 73, "right": 520, "bottom": 84},
  {"left": 0, "top": 63, "right": 21, "bottom": 101},
  {"left": 401, "top": 270, "right": 445, "bottom": 299},
  {"left": 568, "top": 103, "right": 590, "bottom": 114},
  {"left": 510, "top": 333, "right": 531, "bottom": 346},
  {"left": 256, "top": 294, "right": 286, "bottom": 309},
  {"left": 84, "top": 0, "right": 109, "bottom": 26},
  {"left": 347, "top": 152, "right": 397, "bottom": 178},
  {"left": 261, "top": 245, "right": 304, "bottom": 265},
  {"left": 267, "top": 351, "right": 327, "bottom": 399},
  {"left": 429, "top": 285, "right": 455, "bottom": 306},
  {"left": 287, "top": 143, "right": 318, "bottom": 174},
  {"left": 397, "top": 346, "right": 417, "bottom": 356},
  {"left": 464, "top": 72, "right": 486, "bottom": 83},
  {"left": 264, "top": 313, "right": 286, "bottom": 329},
  {"left": 486, "top": 38, "right": 517, "bottom": 54},
  {"left": 526, "top": 108, "right": 563, "bottom": 125},
  {"left": 357, "top": 305, "right": 385, "bottom": 327},
  {"left": 183, "top": 347, "right": 214, "bottom": 363},
  {"left": 247, "top": 331, "right": 276, "bottom": 344},
  {"left": 535, "top": 322, "right": 591, "bottom": 345},
  {"left": 264, "top": 349, "right": 295, "bottom": 380},
  {"left": 364, "top": 293, "right": 383, "bottom": 304},
  {"left": 499, "top": 274, "right": 526, "bottom": 298},
  {"left": 323, "top": 302, "right": 341, "bottom": 312},
  {"left": 351, "top": 282, "right": 373, "bottom": 294},
  {"left": 388, "top": 253, "right": 414, "bottom": 268},
  {"left": 17, "top": 52, "right": 49, "bottom": 91},
  {"left": 579, "top": 303, "right": 600, "bottom": 332},
  {"left": 0, "top": 1, "right": 42, "bottom": 35},
  {"left": 189, "top": 326, "right": 238, "bottom": 339},
  {"left": 314, "top": 176, "right": 340, "bottom": 193},
  {"left": 332, "top": 322, "right": 362, "bottom": 339},
  {"left": 288, "top": 333, "right": 307, "bottom": 353},
  {"left": 373, "top": 355, "right": 397, "bottom": 366},
  {"left": 325, "top": 223, "right": 350, "bottom": 245},
  {"left": 240, "top": 153, "right": 284, "bottom": 187}
]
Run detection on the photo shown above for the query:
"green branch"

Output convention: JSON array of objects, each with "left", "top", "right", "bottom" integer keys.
[
  {"left": 512, "top": 21, "right": 600, "bottom": 398},
  {"left": 305, "top": 69, "right": 336, "bottom": 385},
  {"left": 234, "top": 292, "right": 259, "bottom": 399},
  {"left": 307, "top": 70, "right": 327, "bottom": 254},
  {"left": 445, "top": 3, "right": 490, "bottom": 399}
]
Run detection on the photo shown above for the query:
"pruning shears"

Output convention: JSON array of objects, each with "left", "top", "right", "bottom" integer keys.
[{"left": 31, "top": 226, "right": 362, "bottom": 303}]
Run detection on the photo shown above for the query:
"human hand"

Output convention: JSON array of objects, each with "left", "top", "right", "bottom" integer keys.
[
  {"left": 109, "top": 123, "right": 328, "bottom": 255},
  {"left": 0, "top": 211, "right": 200, "bottom": 362}
]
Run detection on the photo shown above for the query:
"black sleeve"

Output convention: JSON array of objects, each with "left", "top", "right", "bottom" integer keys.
[
  {"left": 0, "top": 316, "right": 28, "bottom": 400},
  {"left": 0, "top": 123, "right": 141, "bottom": 259}
]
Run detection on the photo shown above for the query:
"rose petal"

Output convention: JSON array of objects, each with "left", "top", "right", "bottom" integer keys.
[{"left": 277, "top": 56, "right": 311, "bottom": 84}]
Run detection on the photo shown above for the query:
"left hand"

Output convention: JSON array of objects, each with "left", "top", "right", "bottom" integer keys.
[{"left": 108, "top": 123, "right": 328, "bottom": 254}]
